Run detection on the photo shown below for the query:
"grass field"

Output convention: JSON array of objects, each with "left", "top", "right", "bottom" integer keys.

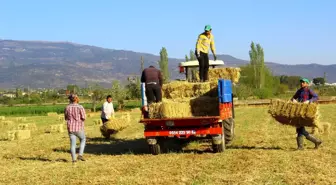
[
  {"left": 0, "top": 100, "right": 141, "bottom": 116},
  {"left": 0, "top": 104, "right": 335, "bottom": 185}
]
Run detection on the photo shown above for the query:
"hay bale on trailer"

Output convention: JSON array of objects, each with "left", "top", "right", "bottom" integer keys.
[
  {"left": 148, "top": 97, "right": 219, "bottom": 119},
  {"left": 268, "top": 99, "right": 320, "bottom": 128}
]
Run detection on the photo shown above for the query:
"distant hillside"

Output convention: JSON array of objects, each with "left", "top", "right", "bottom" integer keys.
[{"left": 0, "top": 40, "right": 335, "bottom": 89}]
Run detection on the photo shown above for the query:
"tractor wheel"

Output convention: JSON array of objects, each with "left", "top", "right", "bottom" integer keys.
[
  {"left": 212, "top": 134, "right": 225, "bottom": 153},
  {"left": 149, "top": 144, "right": 161, "bottom": 155},
  {"left": 223, "top": 118, "right": 235, "bottom": 144}
]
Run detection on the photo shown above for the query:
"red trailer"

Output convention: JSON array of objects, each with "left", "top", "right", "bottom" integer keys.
[{"left": 139, "top": 79, "right": 235, "bottom": 155}]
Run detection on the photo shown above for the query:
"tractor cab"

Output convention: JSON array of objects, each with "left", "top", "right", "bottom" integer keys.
[{"left": 178, "top": 60, "right": 225, "bottom": 81}]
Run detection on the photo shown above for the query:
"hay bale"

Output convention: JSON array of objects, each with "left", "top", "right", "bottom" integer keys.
[
  {"left": 15, "top": 130, "right": 31, "bottom": 140},
  {"left": 57, "top": 115, "right": 65, "bottom": 121},
  {"left": 268, "top": 99, "right": 320, "bottom": 127},
  {"left": 1, "top": 120, "right": 14, "bottom": 127},
  {"left": 15, "top": 117, "right": 27, "bottom": 122},
  {"left": 94, "top": 119, "right": 102, "bottom": 125},
  {"left": 120, "top": 112, "right": 131, "bottom": 122},
  {"left": 0, "top": 116, "right": 5, "bottom": 121},
  {"left": 45, "top": 124, "right": 65, "bottom": 133},
  {"left": 148, "top": 97, "right": 219, "bottom": 119},
  {"left": 7, "top": 130, "right": 17, "bottom": 141},
  {"left": 104, "top": 118, "right": 131, "bottom": 131},
  {"left": 208, "top": 67, "right": 241, "bottom": 83},
  {"left": 162, "top": 81, "right": 211, "bottom": 99},
  {"left": 18, "top": 124, "right": 29, "bottom": 130}
]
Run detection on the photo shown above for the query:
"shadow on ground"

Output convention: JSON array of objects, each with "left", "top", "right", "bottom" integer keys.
[
  {"left": 227, "top": 145, "right": 282, "bottom": 150},
  {"left": 52, "top": 137, "right": 217, "bottom": 155}
]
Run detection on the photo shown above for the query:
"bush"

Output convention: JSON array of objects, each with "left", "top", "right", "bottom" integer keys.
[{"left": 253, "top": 88, "right": 274, "bottom": 99}]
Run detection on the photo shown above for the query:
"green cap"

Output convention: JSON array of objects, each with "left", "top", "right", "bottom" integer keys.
[
  {"left": 204, "top": 25, "right": 212, "bottom": 31},
  {"left": 300, "top": 78, "right": 310, "bottom": 83}
]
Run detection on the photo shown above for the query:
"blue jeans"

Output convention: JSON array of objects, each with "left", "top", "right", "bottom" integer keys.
[{"left": 69, "top": 130, "right": 86, "bottom": 161}]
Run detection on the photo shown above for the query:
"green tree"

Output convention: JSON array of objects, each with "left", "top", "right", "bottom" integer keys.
[
  {"left": 158, "top": 47, "right": 170, "bottom": 83},
  {"left": 313, "top": 77, "right": 325, "bottom": 86},
  {"left": 141, "top": 56, "right": 144, "bottom": 73},
  {"left": 67, "top": 84, "right": 80, "bottom": 94},
  {"left": 189, "top": 50, "right": 196, "bottom": 60},
  {"left": 249, "top": 42, "right": 265, "bottom": 89}
]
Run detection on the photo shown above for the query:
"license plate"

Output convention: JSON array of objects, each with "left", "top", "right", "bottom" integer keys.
[{"left": 168, "top": 130, "right": 196, "bottom": 135}]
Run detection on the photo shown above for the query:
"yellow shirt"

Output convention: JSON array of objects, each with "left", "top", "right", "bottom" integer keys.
[{"left": 196, "top": 33, "right": 216, "bottom": 55}]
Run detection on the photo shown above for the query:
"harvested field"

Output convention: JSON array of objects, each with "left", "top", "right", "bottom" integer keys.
[
  {"left": 0, "top": 105, "right": 335, "bottom": 184},
  {"left": 268, "top": 99, "right": 320, "bottom": 128}
]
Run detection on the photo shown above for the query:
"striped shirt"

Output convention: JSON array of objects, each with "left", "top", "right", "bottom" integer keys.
[{"left": 64, "top": 103, "right": 86, "bottom": 132}]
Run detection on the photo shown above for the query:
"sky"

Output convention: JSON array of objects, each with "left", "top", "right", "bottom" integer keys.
[{"left": 1, "top": 0, "right": 335, "bottom": 65}]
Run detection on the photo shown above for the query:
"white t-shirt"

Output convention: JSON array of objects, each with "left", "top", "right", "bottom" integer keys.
[{"left": 101, "top": 101, "right": 114, "bottom": 119}]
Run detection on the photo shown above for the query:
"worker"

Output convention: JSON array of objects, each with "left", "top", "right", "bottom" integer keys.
[
  {"left": 101, "top": 95, "right": 115, "bottom": 125},
  {"left": 64, "top": 94, "right": 86, "bottom": 163},
  {"left": 195, "top": 24, "right": 217, "bottom": 82},
  {"left": 291, "top": 78, "right": 322, "bottom": 150},
  {"left": 141, "top": 65, "right": 163, "bottom": 105}
]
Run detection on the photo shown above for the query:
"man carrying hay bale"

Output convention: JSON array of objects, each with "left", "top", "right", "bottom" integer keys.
[
  {"left": 101, "top": 95, "right": 115, "bottom": 125},
  {"left": 291, "top": 78, "right": 322, "bottom": 150},
  {"left": 195, "top": 24, "right": 217, "bottom": 82},
  {"left": 141, "top": 65, "right": 163, "bottom": 104},
  {"left": 64, "top": 94, "right": 87, "bottom": 163}
]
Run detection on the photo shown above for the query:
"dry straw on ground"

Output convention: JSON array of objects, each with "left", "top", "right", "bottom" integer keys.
[
  {"left": 268, "top": 99, "right": 320, "bottom": 127},
  {"left": 47, "top": 112, "right": 58, "bottom": 116}
]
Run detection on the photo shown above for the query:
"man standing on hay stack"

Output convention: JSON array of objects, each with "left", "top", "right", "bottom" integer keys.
[
  {"left": 141, "top": 65, "right": 163, "bottom": 104},
  {"left": 291, "top": 78, "right": 322, "bottom": 150},
  {"left": 64, "top": 94, "right": 87, "bottom": 163},
  {"left": 195, "top": 24, "right": 217, "bottom": 82}
]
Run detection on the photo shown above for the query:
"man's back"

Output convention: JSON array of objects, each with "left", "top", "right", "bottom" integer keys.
[{"left": 141, "top": 66, "right": 162, "bottom": 86}]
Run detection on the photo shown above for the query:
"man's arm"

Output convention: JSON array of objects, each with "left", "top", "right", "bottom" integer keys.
[
  {"left": 210, "top": 35, "right": 216, "bottom": 56},
  {"left": 309, "top": 89, "right": 319, "bottom": 102},
  {"left": 103, "top": 102, "right": 110, "bottom": 119},
  {"left": 195, "top": 35, "right": 202, "bottom": 58},
  {"left": 141, "top": 70, "right": 146, "bottom": 83},
  {"left": 158, "top": 70, "right": 163, "bottom": 87},
  {"left": 64, "top": 107, "right": 68, "bottom": 120},
  {"left": 80, "top": 106, "right": 86, "bottom": 121},
  {"left": 291, "top": 90, "right": 300, "bottom": 101}
]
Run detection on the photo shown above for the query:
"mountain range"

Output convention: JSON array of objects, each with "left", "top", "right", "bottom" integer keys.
[{"left": 0, "top": 39, "right": 335, "bottom": 89}]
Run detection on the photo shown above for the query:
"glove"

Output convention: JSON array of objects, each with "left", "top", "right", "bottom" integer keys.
[
  {"left": 303, "top": 100, "right": 310, "bottom": 104},
  {"left": 214, "top": 55, "right": 217, "bottom": 61},
  {"left": 292, "top": 99, "right": 297, "bottom": 103},
  {"left": 196, "top": 52, "right": 200, "bottom": 59}
]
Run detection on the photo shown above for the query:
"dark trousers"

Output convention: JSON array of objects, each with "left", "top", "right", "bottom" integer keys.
[
  {"left": 145, "top": 84, "right": 162, "bottom": 104},
  {"left": 296, "top": 126, "right": 309, "bottom": 137},
  {"left": 101, "top": 118, "right": 109, "bottom": 125},
  {"left": 197, "top": 51, "right": 209, "bottom": 82}
]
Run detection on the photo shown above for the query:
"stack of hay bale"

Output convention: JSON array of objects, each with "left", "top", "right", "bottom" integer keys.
[
  {"left": 149, "top": 67, "right": 240, "bottom": 119},
  {"left": 268, "top": 99, "right": 320, "bottom": 128}
]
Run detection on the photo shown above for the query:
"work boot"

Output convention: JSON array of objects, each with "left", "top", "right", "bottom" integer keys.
[
  {"left": 296, "top": 136, "right": 304, "bottom": 150},
  {"left": 77, "top": 155, "right": 86, "bottom": 161},
  {"left": 306, "top": 135, "right": 322, "bottom": 149}
]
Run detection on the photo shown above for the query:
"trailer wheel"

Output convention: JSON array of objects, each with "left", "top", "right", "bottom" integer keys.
[
  {"left": 149, "top": 144, "right": 161, "bottom": 155},
  {"left": 223, "top": 118, "right": 235, "bottom": 144},
  {"left": 212, "top": 134, "right": 225, "bottom": 153}
]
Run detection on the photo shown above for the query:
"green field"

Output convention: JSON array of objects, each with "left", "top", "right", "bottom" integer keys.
[
  {"left": 0, "top": 104, "right": 335, "bottom": 185},
  {"left": 0, "top": 101, "right": 141, "bottom": 116}
]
